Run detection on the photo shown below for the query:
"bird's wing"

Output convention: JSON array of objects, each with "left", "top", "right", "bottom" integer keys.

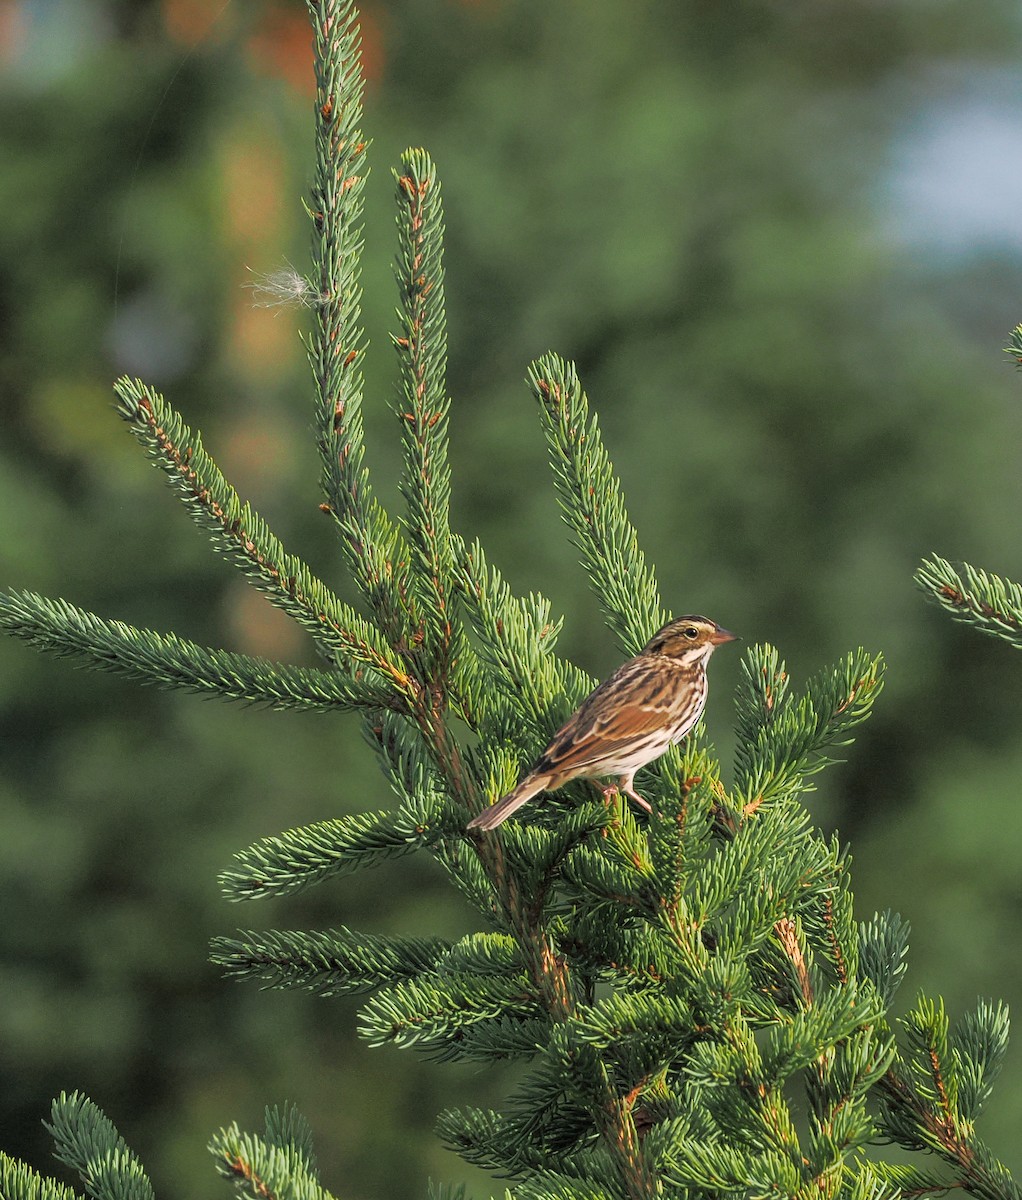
[{"left": 534, "top": 660, "right": 681, "bottom": 775}]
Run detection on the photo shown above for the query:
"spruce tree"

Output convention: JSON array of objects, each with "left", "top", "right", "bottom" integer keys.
[{"left": 1, "top": 2, "right": 1019, "bottom": 1197}]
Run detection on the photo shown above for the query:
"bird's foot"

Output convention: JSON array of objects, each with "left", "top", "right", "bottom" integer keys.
[{"left": 601, "top": 783, "right": 652, "bottom": 814}]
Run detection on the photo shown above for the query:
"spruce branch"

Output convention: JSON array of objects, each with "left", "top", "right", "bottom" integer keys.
[
  {"left": 115, "top": 376, "right": 410, "bottom": 693},
  {"left": 219, "top": 809, "right": 430, "bottom": 901},
  {"left": 878, "top": 1062, "right": 1022, "bottom": 1200},
  {"left": 435, "top": 931, "right": 524, "bottom": 977},
  {"left": 0, "top": 589, "right": 391, "bottom": 712},
  {"left": 1004, "top": 322, "right": 1022, "bottom": 367},
  {"left": 688, "top": 800, "right": 813, "bottom": 941},
  {"left": 45, "top": 1092, "right": 154, "bottom": 1200},
  {"left": 915, "top": 555, "right": 1022, "bottom": 650},
  {"left": 262, "top": 1104, "right": 318, "bottom": 1180},
  {"left": 211, "top": 926, "right": 449, "bottom": 996},
  {"left": 0, "top": 1154, "right": 82, "bottom": 1200},
  {"left": 847, "top": 1168, "right": 902, "bottom": 1200},
  {"left": 514, "top": 1177, "right": 615, "bottom": 1200},
  {"left": 426, "top": 1186, "right": 469, "bottom": 1200},
  {"left": 646, "top": 758, "right": 718, "bottom": 915},
  {"left": 358, "top": 973, "right": 546, "bottom": 1054},
  {"left": 439, "top": 1015, "right": 553, "bottom": 1063},
  {"left": 870, "top": 994, "right": 1020, "bottom": 1199},
  {"left": 392, "top": 148, "right": 457, "bottom": 667},
  {"left": 457, "top": 537, "right": 587, "bottom": 742},
  {"left": 763, "top": 987, "right": 885, "bottom": 1084},
  {"left": 800, "top": 845, "right": 857, "bottom": 989},
  {"left": 953, "top": 1000, "right": 1011, "bottom": 1122},
  {"left": 496, "top": 805, "right": 614, "bottom": 917},
  {"left": 363, "top": 708, "right": 451, "bottom": 827},
  {"left": 433, "top": 837, "right": 503, "bottom": 917},
  {"left": 443, "top": 1049, "right": 624, "bottom": 1173},
  {"left": 306, "top": 0, "right": 410, "bottom": 640},
  {"left": 732, "top": 644, "right": 884, "bottom": 810},
  {"left": 210, "top": 1111, "right": 332, "bottom": 1200},
  {"left": 858, "top": 910, "right": 911, "bottom": 1008},
  {"left": 462, "top": 772, "right": 662, "bottom": 1196},
  {"left": 655, "top": 1136, "right": 799, "bottom": 1194},
  {"left": 875, "top": 1161, "right": 978, "bottom": 1198},
  {"left": 435, "top": 1106, "right": 548, "bottom": 1175},
  {"left": 570, "top": 992, "right": 696, "bottom": 1060},
  {"left": 528, "top": 353, "right": 667, "bottom": 657}
]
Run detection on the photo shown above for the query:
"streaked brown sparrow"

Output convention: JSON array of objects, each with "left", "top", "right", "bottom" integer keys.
[{"left": 467, "top": 615, "right": 736, "bottom": 831}]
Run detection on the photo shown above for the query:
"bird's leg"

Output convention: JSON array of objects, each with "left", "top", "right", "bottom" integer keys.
[
  {"left": 607, "top": 776, "right": 652, "bottom": 814},
  {"left": 623, "top": 787, "right": 653, "bottom": 814}
]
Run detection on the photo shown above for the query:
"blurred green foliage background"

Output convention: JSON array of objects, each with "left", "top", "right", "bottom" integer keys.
[{"left": 3, "top": 0, "right": 1022, "bottom": 1195}]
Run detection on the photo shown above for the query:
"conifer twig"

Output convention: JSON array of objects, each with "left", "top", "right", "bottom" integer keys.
[
  {"left": 46, "top": 1092, "right": 154, "bottom": 1200},
  {"left": 0, "top": 1153, "right": 79, "bottom": 1200},
  {"left": 0, "top": 590, "right": 394, "bottom": 713},
  {"left": 211, "top": 927, "right": 449, "bottom": 995},
  {"left": 915, "top": 555, "right": 1022, "bottom": 650},
  {"left": 879, "top": 1067, "right": 1022, "bottom": 1200},
  {"left": 457, "top": 538, "right": 586, "bottom": 741},
  {"left": 529, "top": 353, "right": 667, "bottom": 656},
  {"left": 306, "top": 0, "right": 409, "bottom": 643},
  {"left": 392, "top": 149, "right": 457, "bottom": 671},
  {"left": 115, "top": 376, "right": 411, "bottom": 694},
  {"left": 732, "top": 644, "right": 884, "bottom": 811},
  {"left": 219, "top": 809, "right": 429, "bottom": 901},
  {"left": 210, "top": 1116, "right": 328, "bottom": 1200}
]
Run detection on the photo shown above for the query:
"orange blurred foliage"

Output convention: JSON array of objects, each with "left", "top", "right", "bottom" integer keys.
[
  {"left": 229, "top": 292, "right": 296, "bottom": 378},
  {"left": 0, "top": 0, "right": 25, "bottom": 65},
  {"left": 223, "top": 579, "right": 309, "bottom": 661},
  {"left": 218, "top": 132, "right": 299, "bottom": 378},
  {"left": 162, "top": 0, "right": 384, "bottom": 92},
  {"left": 246, "top": 1, "right": 383, "bottom": 95},
  {"left": 223, "top": 136, "right": 286, "bottom": 245},
  {"left": 162, "top": 0, "right": 236, "bottom": 47}
]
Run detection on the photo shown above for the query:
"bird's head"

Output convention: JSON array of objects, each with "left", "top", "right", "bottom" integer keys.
[{"left": 644, "top": 615, "right": 737, "bottom": 664}]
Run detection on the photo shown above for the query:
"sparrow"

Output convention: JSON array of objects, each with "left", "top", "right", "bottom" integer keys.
[{"left": 467, "top": 615, "right": 736, "bottom": 831}]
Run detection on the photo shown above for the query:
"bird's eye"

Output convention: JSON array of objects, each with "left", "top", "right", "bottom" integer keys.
[{"left": 684, "top": 627, "right": 698, "bottom": 640}]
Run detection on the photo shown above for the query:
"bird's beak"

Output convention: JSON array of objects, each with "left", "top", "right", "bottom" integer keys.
[{"left": 711, "top": 627, "right": 738, "bottom": 645}]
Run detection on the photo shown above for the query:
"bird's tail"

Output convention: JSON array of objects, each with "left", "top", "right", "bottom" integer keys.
[{"left": 466, "top": 775, "right": 548, "bottom": 831}]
